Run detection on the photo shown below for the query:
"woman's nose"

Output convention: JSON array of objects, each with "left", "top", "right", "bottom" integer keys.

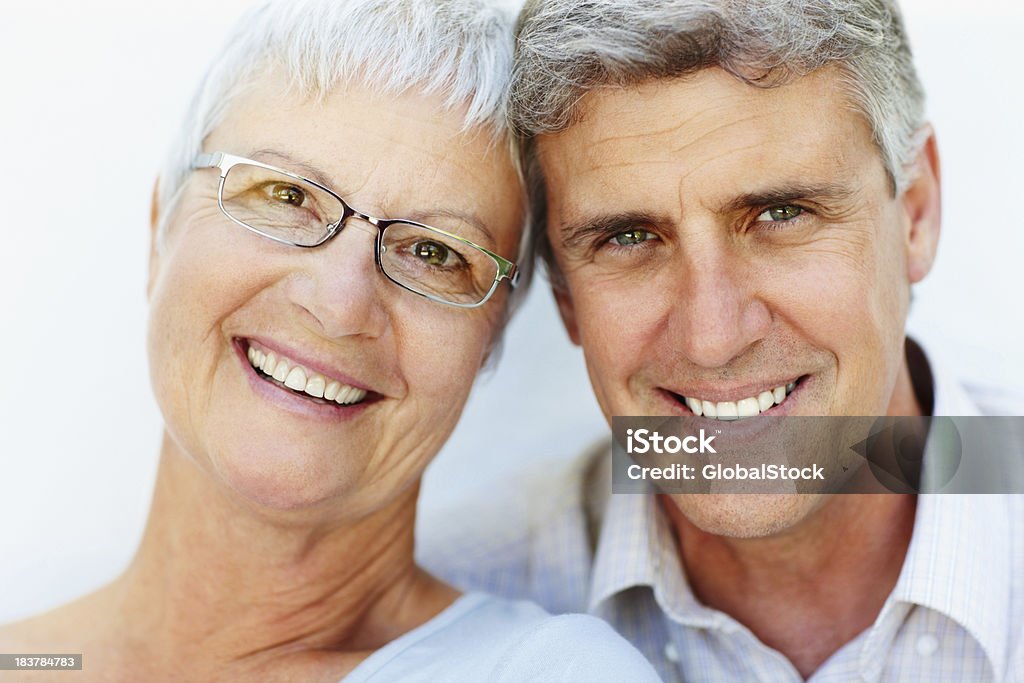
[{"left": 287, "top": 216, "right": 390, "bottom": 340}]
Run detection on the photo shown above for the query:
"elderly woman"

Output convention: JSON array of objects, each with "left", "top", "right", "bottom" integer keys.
[{"left": 0, "top": 0, "right": 660, "bottom": 680}]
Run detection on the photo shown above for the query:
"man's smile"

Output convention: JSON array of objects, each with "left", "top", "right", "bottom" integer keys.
[{"left": 665, "top": 377, "right": 804, "bottom": 421}]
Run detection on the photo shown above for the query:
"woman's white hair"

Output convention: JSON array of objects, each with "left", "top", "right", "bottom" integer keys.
[
  {"left": 510, "top": 0, "right": 927, "bottom": 280},
  {"left": 157, "top": 0, "right": 532, "bottom": 314}
]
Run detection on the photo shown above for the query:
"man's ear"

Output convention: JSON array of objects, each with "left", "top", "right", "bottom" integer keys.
[
  {"left": 552, "top": 279, "right": 581, "bottom": 346},
  {"left": 148, "top": 177, "right": 162, "bottom": 298},
  {"left": 902, "top": 126, "right": 942, "bottom": 284}
]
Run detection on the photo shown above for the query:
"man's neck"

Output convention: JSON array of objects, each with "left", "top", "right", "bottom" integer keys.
[{"left": 663, "top": 493, "right": 916, "bottom": 678}]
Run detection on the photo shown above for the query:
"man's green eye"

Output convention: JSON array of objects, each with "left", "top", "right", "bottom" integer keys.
[
  {"left": 758, "top": 205, "right": 803, "bottom": 222},
  {"left": 613, "top": 229, "right": 654, "bottom": 246}
]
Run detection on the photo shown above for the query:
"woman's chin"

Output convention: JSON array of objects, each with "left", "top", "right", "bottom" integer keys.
[{"left": 208, "top": 446, "right": 364, "bottom": 513}]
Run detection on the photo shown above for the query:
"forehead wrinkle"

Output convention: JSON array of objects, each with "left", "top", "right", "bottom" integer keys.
[
  {"left": 578, "top": 109, "right": 781, "bottom": 178},
  {"left": 579, "top": 74, "right": 759, "bottom": 148},
  {"left": 665, "top": 111, "right": 774, "bottom": 156},
  {"left": 585, "top": 107, "right": 704, "bottom": 149},
  {"left": 679, "top": 139, "right": 847, "bottom": 197},
  {"left": 670, "top": 139, "right": 778, "bottom": 195}
]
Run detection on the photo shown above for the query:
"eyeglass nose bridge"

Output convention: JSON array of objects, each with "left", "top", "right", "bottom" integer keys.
[
  {"left": 324, "top": 203, "right": 383, "bottom": 240},
  {"left": 321, "top": 205, "right": 389, "bottom": 273}
]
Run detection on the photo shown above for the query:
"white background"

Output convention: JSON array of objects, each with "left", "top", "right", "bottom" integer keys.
[{"left": 1, "top": 0, "right": 1021, "bottom": 622}]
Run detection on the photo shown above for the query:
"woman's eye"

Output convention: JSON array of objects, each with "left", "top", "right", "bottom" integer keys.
[
  {"left": 757, "top": 205, "right": 803, "bottom": 222},
  {"left": 270, "top": 183, "right": 306, "bottom": 207},
  {"left": 413, "top": 240, "right": 451, "bottom": 266},
  {"left": 611, "top": 229, "right": 656, "bottom": 246}
]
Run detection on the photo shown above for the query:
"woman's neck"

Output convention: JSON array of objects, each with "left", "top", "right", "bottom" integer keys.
[{"left": 105, "top": 434, "right": 455, "bottom": 679}]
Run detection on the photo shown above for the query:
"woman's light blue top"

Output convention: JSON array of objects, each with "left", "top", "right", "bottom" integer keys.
[{"left": 342, "top": 592, "right": 661, "bottom": 681}]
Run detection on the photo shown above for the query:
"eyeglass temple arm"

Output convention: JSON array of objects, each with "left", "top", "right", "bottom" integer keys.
[
  {"left": 500, "top": 262, "right": 521, "bottom": 288},
  {"left": 193, "top": 152, "right": 225, "bottom": 170}
]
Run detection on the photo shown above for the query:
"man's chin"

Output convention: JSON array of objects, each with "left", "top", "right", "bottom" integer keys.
[{"left": 665, "top": 492, "right": 827, "bottom": 539}]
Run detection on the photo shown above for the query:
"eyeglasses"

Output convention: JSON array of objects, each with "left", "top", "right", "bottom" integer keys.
[{"left": 192, "top": 152, "right": 519, "bottom": 308}]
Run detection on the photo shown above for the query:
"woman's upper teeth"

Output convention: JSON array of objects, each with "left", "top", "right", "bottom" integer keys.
[
  {"left": 685, "top": 382, "right": 797, "bottom": 420},
  {"left": 246, "top": 344, "right": 367, "bottom": 405}
]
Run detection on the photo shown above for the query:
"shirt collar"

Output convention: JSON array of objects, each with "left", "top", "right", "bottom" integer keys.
[
  {"left": 873, "top": 494, "right": 1012, "bottom": 681},
  {"left": 587, "top": 491, "right": 658, "bottom": 612},
  {"left": 588, "top": 492, "right": 724, "bottom": 628}
]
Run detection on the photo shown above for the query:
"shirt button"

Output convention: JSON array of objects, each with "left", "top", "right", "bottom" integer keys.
[
  {"left": 664, "top": 642, "right": 680, "bottom": 663},
  {"left": 916, "top": 634, "right": 939, "bottom": 657}
]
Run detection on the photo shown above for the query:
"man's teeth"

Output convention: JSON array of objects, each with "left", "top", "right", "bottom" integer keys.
[
  {"left": 685, "top": 382, "right": 797, "bottom": 421},
  {"left": 246, "top": 346, "right": 367, "bottom": 405}
]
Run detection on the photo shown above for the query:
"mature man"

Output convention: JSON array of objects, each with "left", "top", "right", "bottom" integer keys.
[{"left": 422, "top": 1, "right": 1022, "bottom": 680}]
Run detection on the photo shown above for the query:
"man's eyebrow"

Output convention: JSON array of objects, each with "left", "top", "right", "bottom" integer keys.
[
  {"left": 722, "top": 182, "right": 857, "bottom": 212},
  {"left": 559, "top": 211, "right": 667, "bottom": 250},
  {"left": 247, "top": 148, "right": 495, "bottom": 244}
]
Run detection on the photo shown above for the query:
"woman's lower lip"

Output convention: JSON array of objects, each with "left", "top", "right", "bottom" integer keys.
[{"left": 234, "top": 341, "right": 374, "bottom": 421}]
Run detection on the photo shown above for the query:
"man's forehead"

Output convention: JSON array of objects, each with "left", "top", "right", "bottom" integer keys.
[{"left": 536, "top": 66, "right": 884, "bottom": 214}]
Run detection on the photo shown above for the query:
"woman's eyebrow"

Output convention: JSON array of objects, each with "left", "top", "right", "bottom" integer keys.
[
  {"left": 407, "top": 208, "right": 496, "bottom": 244},
  {"left": 248, "top": 147, "right": 496, "bottom": 244},
  {"left": 248, "top": 147, "right": 338, "bottom": 189}
]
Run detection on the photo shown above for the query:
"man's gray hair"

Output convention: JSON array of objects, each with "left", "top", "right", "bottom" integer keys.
[
  {"left": 510, "top": 0, "right": 927, "bottom": 279},
  {"left": 157, "top": 0, "right": 532, "bottom": 311}
]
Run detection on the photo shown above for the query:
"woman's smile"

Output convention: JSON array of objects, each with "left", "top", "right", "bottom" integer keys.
[
  {"left": 236, "top": 337, "right": 384, "bottom": 420},
  {"left": 247, "top": 345, "right": 368, "bottom": 405}
]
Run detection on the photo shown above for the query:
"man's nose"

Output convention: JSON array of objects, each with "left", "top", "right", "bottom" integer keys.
[
  {"left": 287, "top": 216, "right": 389, "bottom": 340},
  {"left": 662, "top": 242, "right": 771, "bottom": 369}
]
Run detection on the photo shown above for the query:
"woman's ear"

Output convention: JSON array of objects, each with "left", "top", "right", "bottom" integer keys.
[
  {"left": 902, "top": 126, "right": 942, "bottom": 284},
  {"left": 148, "top": 177, "right": 161, "bottom": 298}
]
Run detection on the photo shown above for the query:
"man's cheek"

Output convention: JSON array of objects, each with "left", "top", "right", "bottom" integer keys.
[
  {"left": 577, "top": 287, "right": 658, "bottom": 351},
  {"left": 780, "top": 252, "right": 876, "bottom": 319}
]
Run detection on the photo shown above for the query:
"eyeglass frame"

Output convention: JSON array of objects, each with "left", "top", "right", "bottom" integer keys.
[{"left": 192, "top": 151, "right": 520, "bottom": 309}]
